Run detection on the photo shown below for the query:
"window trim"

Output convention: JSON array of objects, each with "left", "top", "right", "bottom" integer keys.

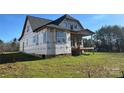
[
  {"left": 43, "top": 31, "right": 47, "bottom": 44},
  {"left": 25, "top": 39, "right": 28, "bottom": 47},
  {"left": 75, "top": 24, "right": 78, "bottom": 29},
  {"left": 32, "top": 35, "right": 39, "bottom": 45},
  {"left": 56, "top": 31, "right": 67, "bottom": 44},
  {"left": 64, "top": 22, "right": 68, "bottom": 28}
]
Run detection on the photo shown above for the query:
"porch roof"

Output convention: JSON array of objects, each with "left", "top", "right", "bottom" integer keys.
[
  {"left": 34, "top": 24, "right": 95, "bottom": 37},
  {"left": 71, "top": 29, "right": 95, "bottom": 36}
]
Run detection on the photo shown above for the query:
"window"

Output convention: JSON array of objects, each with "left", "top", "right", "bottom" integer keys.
[
  {"left": 70, "top": 25, "right": 73, "bottom": 30},
  {"left": 27, "top": 26, "right": 30, "bottom": 32},
  {"left": 33, "top": 35, "right": 39, "bottom": 45},
  {"left": 43, "top": 31, "right": 47, "bottom": 43},
  {"left": 68, "top": 23, "right": 73, "bottom": 30},
  {"left": 33, "top": 36, "right": 35, "bottom": 44},
  {"left": 64, "top": 22, "right": 68, "bottom": 28},
  {"left": 75, "top": 25, "right": 77, "bottom": 29},
  {"left": 68, "top": 23, "right": 71, "bottom": 29},
  {"left": 36, "top": 35, "right": 39, "bottom": 45},
  {"left": 26, "top": 39, "right": 28, "bottom": 46},
  {"left": 56, "top": 31, "right": 66, "bottom": 44}
]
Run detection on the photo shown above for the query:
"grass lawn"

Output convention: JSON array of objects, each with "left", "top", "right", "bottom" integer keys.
[{"left": 0, "top": 52, "right": 124, "bottom": 78}]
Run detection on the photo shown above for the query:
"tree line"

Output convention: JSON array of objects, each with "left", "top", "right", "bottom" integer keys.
[
  {"left": 84, "top": 25, "right": 124, "bottom": 52},
  {"left": 0, "top": 38, "right": 19, "bottom": 53}
]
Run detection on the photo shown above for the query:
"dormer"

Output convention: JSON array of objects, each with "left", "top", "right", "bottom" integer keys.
[
  {"left": 60, "top": 18, "right": 82, "bottom": 31},
  {"left": 54, "top": 14, "right": 84, "bottom": 31}
]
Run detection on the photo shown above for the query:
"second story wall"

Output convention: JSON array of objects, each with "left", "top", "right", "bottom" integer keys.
[{"left": 59, "top": 19, "right": 82, "bottom": 31}]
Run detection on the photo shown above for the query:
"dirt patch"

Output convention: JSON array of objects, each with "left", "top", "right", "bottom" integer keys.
[{"left": 0, "top": 63, "right": 28, "bottom": 76}]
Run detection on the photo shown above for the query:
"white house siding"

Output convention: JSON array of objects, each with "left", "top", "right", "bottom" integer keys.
[
  {"left": 19, "top": 20, "right": 48, "bottom": 55},
  {"left": 19, "top": 40, "right": 23, "bottom": 52},
  {"left": 20, "top": 30, "right": 48, "bottom": 55},
  {"left": 20, "top": 20, "right": 72, "bottom": 56},
  {"left": 46, "top": 28, "right": 56, "bottom": 55},
  {"left": 19, "top": 20, "right": 33, "bottom": 52},
  {"left": 35, "top": 30, "right": 47, "bottom": 55}
]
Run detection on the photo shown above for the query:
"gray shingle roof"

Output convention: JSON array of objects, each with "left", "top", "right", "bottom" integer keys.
[
  {"left": 28, "top": 15, "right": 52, "bottom": 31},
  {"left": 48, "top": 14, "right": 78, "bottom": 25},
  {"left": 34, "top": 14, "right": 84, "bottom": 31},
  {"left": 28, "top": 14, "right": 79, "bottom": 31}
]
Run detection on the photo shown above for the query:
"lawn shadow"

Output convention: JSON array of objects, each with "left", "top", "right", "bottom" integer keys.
[
  {"left": 72, "top": 53, "right": 91, "bottom": 56},
  {"left": 0, "top": 52, "right": 42, "bottom": 64}
]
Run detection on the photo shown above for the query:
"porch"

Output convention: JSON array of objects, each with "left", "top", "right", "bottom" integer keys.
[{"left": 71, "top": 29, "right": 95, "bottom": 55}]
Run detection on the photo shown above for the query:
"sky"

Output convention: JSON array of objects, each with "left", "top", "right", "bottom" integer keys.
[{"left": 0, "top": 14, "right": 124, "bottom": 42}]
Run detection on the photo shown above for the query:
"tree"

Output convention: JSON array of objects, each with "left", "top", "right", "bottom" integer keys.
[
  {"left": 0, "top": 39, "right": 4, "bottom": 53},
  {"left": 11, "top": 38, "right": 19, "bottom": 51},
  {"left": 0, "top": 38, "right": 19, "bottom": 53},
  {"left": 0, "top": 40, "right": 3, "bottom": 44},
  {"left": 94, "top": 25, "right": 124, "bottom": 52}
]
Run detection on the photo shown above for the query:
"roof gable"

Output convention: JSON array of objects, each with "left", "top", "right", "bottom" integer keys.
[
  {"left": 19, "top": 16, "right": 52, "bottom": 41},
  {"left": 28, "top": 16, "right": 52, "bottom": 31},
  {"left": 48, "top": 14, "right": 84, "bottom": 29},
  {"left": 34, "top": 14, "right": 84, "bottom": 31},
  {"left": 49, "top": 14, "right": 79, "bottom": 25}
]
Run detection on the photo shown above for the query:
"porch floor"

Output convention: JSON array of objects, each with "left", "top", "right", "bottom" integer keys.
[{"left": 71, "top": 47, "right": 94, "bottom": 56}]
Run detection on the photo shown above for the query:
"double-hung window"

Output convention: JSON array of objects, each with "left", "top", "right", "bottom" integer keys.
[
  {"left": 75, "top": 25, "right": 77, "bottom": 29},
  {"left": 56, "top": 31, "right": 66, "bottom": 44},
  {"left": 64, "top": 22, "right": 68, "bottom": 28},
  {"left": 33, "top": 35, "right": 39, "bottom": 45},
  {"left": 27, "top": 26, "right": 30, "bottom": 32},
  {"left": 43, "top": 31, "right": 47, "bottom": 44},
  {"left": 36, "top": 35, "right": 39, "bottom": 45},
  {"left": 26, "top": 39, "right": 28, "bottom": 46}
]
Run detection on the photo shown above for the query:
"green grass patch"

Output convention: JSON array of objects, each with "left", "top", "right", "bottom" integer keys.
[{"left": 0, "top": 52, "right": 124, "bottom": 78}]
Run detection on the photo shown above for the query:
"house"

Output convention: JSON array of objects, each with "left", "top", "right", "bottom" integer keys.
[{"left": 19, "top": 14, "right": 94, "bottom": 57}]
